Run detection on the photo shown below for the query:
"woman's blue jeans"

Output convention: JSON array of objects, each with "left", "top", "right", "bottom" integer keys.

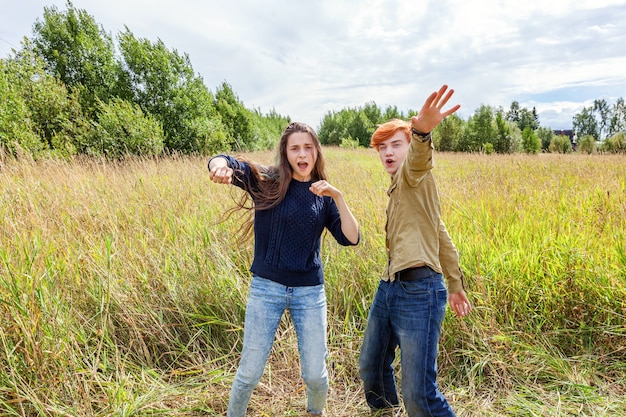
[
  {"left": 359, "top": 274, "right": 456, "bottom": 417},
  {"left": 227, "top": 275, "right": 328, "bottom": 417}
]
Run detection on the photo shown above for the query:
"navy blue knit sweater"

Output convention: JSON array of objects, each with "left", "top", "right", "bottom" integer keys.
[{"left": 211, "top": 155, "right": 358, "bottom": 287}]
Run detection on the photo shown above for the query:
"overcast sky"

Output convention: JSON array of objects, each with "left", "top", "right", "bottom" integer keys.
[{"left": 2, "top": 0, "right": 626, "bottom": 130}]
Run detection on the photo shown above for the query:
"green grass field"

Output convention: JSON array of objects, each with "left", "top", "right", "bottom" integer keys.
[{"left": 1, "top": 149, "right": 625, "bottom": 416}]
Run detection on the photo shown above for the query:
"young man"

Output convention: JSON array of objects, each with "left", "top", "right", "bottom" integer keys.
[{"left": 359, "top": 85, "right": 472, "bottom": 417}]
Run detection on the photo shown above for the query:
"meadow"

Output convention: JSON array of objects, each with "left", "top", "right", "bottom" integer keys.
[{"left": 0, "top": 148, "right": 625, "bottom": 416}]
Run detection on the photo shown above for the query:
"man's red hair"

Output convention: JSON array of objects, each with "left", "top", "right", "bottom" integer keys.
[{"left": 370, "top": 119, "right": 411, "bottom": 150}]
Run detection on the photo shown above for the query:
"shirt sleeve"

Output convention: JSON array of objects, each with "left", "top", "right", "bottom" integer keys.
[
  {"left": 438, "top": 219, "right": 465, "bottom": 293},
  {"left": 403, "top": 137, "right": 434, "bottom": 187}
]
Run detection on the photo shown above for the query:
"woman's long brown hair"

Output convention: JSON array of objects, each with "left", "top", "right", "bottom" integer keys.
[{"left": 226, "top": 122, "right": 328, "bottom": 242}]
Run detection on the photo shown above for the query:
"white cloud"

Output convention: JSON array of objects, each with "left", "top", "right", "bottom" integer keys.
[{"left": 1, "top": 0, "right": 625, "bottom": 130}]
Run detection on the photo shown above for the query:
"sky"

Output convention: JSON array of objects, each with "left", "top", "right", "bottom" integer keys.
[{"left": 1, "top": 0, "right": 626, "bottom": 130}]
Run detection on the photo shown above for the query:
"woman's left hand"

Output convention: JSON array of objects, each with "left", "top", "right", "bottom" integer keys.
[{"left": 310, "top": 180, "right": 340, "bottom": 198}]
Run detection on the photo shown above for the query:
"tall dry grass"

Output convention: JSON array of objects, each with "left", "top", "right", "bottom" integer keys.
[{"left": 0, "top": 149, "right": 624, "bottom": 416}]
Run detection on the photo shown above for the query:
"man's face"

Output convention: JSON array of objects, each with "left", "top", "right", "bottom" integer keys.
[{"left": 377, "top": 131, "right": 410, "bottom": 176}]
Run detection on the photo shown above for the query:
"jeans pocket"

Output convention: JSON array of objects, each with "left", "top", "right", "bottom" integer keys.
[{"left": 398, "top": 280, "right": 430, "bottom": 297}]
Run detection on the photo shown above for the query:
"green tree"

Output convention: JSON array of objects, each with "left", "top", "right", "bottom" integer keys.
[
  {"left": 347, "top": 110, "right": 375, "bottom": 147},
  {"left": 507, "top": 101, "right": 539, "bottom": 132},
  {"left": 1, "top": 45, "right": 95, "bottom": 158},
  {"left": 434, "top": 114, "right": 464, "bottom": 152},
  {"left": 361, "top": 101, "right": 382, "bottom": 126},
  {"left": 119, "top": 29, "right": 225, "bottom": 154},
  {"left": 248, "top": 107, "right": 290, "bottom": 150},
  {"left": 494, "top": 111, "right": 513, "bottom": 153},
  {"left": 462, "top": 105, "right": 495, "bottom": 152},
  {"left": 593, "top": 99, "right": 610, "bottom": 141},
  {"left": 536, "top": 126, "right": 556, "bottom": 151},
  {"left": 573, "top": 107, "right": 598, "bottom": 141},
  {"left": 609, "top": 97, "right": 626, "bottom": 137},
  {"left": 8, "top": 46, "right": 89, "bottom": 154},
  {"left": 518, "top": 107, "right": 539, "bottom": 131},
  {"left": 318, "top": 103, "right": 379, "bottom": 147},
  {"left": 521, "top": 126, "right": 540, "bottom": 154},
  {"left": 382, "top": 105, "right": 404, "bottom": 121},
  {"left": 508, "top": 124, "right": 523, "bottom": 153},
  {"left": 318, "top": 110, "right": 344, "bottom": 146},
  {"left": 31, "top": 2, "right": 122, "bottom": 114},
  {"left": 214, "top": 81, "right": 255, "bottom": 151},
  {"left": 0, "top": 59, "right": 43, "bottom": 155},
  {"left": 506, "top": 101, "right": 521, "bottom": 124}
]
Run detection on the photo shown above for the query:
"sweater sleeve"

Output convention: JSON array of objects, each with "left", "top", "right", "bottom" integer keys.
[
  {"left": 208, "top": 154, "right": 255, "bottom": 192},
  {"left": 324, "top": 197, "right": 360, "bottom": 246}
]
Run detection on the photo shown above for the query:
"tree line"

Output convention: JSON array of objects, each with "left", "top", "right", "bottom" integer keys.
[
  {"left": 319, "top": 99, "right": 626, "bottom": 154},
  {"left": 0, "top": 2, "right": 290, "bottom": 160},
  {"left": 1, "top": 2, "right": 625, "bottom": 159}
]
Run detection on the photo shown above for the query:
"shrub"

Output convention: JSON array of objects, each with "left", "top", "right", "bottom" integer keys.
[
  {"left": 185, "top": 116, "right": 230, "bottom": 155},
  {"left": 0, "top": 59, "right": 46, "bottom": 156},
  {"left": 482, "top": 142, "right": 494, "bottom": 154},
  {"left": 548, "top": 135, "right": 572, "bottom": 153},
  {"left": 84, "top": 98, "right": 165, "bottom": 159},
  {"left": 577, "top": 134, "right": 596, "bottom": 154},
  {"left": 600, "top": 132, "right": 626, "bottom": 153}
]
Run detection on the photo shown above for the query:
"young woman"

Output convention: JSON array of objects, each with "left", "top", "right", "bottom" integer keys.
[{"left": 208, "top": 121, "right": 359, "bottom": 417}]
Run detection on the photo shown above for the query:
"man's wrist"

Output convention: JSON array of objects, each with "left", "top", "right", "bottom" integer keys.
[{"left": 411, "top": 127, "right": 431, "bottom": 142}]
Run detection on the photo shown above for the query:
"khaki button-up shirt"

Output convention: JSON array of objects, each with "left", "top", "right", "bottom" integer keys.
[{"left": 381, "top": 132, "right": 465, "bottom": 294}]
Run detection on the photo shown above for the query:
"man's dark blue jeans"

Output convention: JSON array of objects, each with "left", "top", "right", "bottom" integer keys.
[{"left": 359, "top": 270, "right": 456, "bottom": 417}]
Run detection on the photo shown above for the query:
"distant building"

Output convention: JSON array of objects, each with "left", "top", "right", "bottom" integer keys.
[{"left": 553, "top": 129, "right": 574, "bottom": 140}]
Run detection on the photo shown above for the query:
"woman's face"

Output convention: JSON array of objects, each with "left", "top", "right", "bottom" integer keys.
[{"left": 286, "top": 131, "right": 317, "bottom": 181}]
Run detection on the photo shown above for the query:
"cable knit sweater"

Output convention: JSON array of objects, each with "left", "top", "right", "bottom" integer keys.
[{"left": 210, "top": 155, "right": 358, "bottom": 287}]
